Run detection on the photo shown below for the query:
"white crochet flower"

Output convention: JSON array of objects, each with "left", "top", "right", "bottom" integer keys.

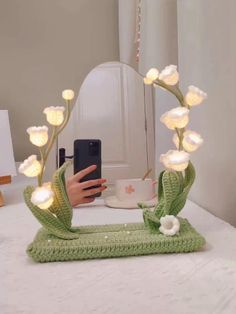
[
  {"left": 185, "top": 85, "right": 207, "bottom": 107},
  {"left": 173, "top": 130, "right": 203, "bottom": 152},
  {"left": 31, "top": 184, "right": 54, "bottom": 209},
  {"left": 160, "top": 107, "right": 189, "bottom": 130},
  {"left": 27, "top": 126, "right": 48, "bottom": 147},
  {"left": 160, "top": 150, "right": 190, "bottom": 172},
  {"left": 62, "top": 89, "right": 75, "bottom": 100},
  {"left": 43, "top": 106, "right": 65, "bottom": 126},
  {"left": 143, "top": 68, "right": 159, "bottom": 85},
  {"left": 159, "top": 65, "right": 179, "bottom": 85},
  {"left": 18, "top": 155, "right": 41, "bottom": 177},
  {"left": 159, "top": 215, "right": 180, "bottom": 236}
]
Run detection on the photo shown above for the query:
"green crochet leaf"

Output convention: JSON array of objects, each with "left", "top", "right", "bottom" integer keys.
[
  {"left": 143, "top": 210, "right": 160, "bottom": 233},
  {"left": 170, "top": 162, "right": 196, "bottom": 216},
  {"left": 142, "top": 162, "right": 196, "bottom": 232},
  {"left": 23, "top": 161, "right": 80, "bottom": 240},
  {"left": 162, "top": 171, "right": 182, "bottom": 215},
  {"left": 51, "top": 161, "right": 73, "bottom": 228}
]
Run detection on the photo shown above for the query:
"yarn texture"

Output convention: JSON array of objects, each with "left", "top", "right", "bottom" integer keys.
[
  {"left": 27, "top": 219, "right": 205, "bottom": 263},
  {"left": 24, "top": 162, "right": 205, "bottom": 263}
]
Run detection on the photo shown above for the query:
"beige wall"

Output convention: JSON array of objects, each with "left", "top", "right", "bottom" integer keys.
[{"left": 0, "top": 0, "right": 119, "bottom": 161}]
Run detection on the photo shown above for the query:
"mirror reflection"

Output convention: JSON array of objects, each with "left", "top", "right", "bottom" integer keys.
[{"left": 59, "top": 62, "right": 155, "bottom": 192}]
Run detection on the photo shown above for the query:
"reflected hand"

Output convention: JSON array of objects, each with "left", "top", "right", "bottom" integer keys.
[{"left": 66, "top": 165, "right": 107, "bottom": 207}]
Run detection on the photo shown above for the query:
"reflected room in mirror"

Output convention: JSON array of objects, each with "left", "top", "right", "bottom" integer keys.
[{"left": 58, "top": 62, "right": 155, "bottom": 196}]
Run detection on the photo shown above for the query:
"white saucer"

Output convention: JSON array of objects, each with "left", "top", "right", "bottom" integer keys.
[{"left": 104, "top": 195, "right": 158, "bottom": 209}]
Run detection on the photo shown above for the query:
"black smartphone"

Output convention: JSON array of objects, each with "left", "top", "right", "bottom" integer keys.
[{"left": 73, "top": 139, "right": 102, "bottom": 197}]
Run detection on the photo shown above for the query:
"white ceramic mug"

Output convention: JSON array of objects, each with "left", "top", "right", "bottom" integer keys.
[{"left": 115, "top": 178, "right": 156, "bottom": 202}]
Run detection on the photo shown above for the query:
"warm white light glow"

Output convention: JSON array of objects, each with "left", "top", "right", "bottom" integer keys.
[
  {"left": 159, "top": 65, "right": 179, "bottom": 85},
  {"left": 27, "top": 126, "right": 48, "bottom": 147},
  {"left": 43, "top": 106, "right": 65, "bottom": 126},
  {"left": 18, "top": 155, "right": 41, "bottom": 177},
  {"left": 62, "top": 89, "right": 75, "bottom": 101},
  {"left": 143, "top": 77, "right": 153, "bottom": 85},
  {"left": 146, "top": 68, "right": 159, "bottom": 81},
  {"left": 31, "top": 185, "right": 54, "bottom": 209},
  {"left": 185, "top": 85, "right": 207, "bottom": 106},
  {"left": 160, "top": 107, "right": 189, "bottom": 130},
  {"left": 159, "top": 215, "right": 180, "bottom": 236},
  {"left": 160, "top": 150, "right": 190, "bottom": 171},
  {"left": 173, "top": 130, "right": 203, "bottom": 152}
]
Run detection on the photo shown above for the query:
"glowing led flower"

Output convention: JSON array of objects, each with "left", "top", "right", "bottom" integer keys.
[
  {"left": 18, "top": 155, "right": 41, "bottom": 177},
  {"left": 185, "top": 85, "right": 207, "bottom": 107},
  {"left": 160, "top": 150, "right": 190, "bottom": 171},
  {"left": 31, "top": 184, "right": 54, "bottom": 209},
  {"left": 159, "top": 65, "right": 179, "bottom": 85},
  {"left": 43, "top": 106, "right": 65, "bottom": 126},
  {"left": 62, "top": 89, "right": 75, "bottom": 100},
  {"left": 143, "top": 68, "right": 159, "bottom": 85},
  {"left": 173, "top": 130, "right": 203, "bottom": 152},
  {"left": 27, "top": 126, "right": 48, "bottom": 147},
  {"left": 159, "top": 215, "right": 180, "bottom": 236},
  {"left": 160, "top": 107, "right": 189, "bottom": 130}
]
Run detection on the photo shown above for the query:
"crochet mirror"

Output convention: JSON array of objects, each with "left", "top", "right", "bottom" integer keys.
[{"left": 19, "top": 65, "right": 207, "bottom": 263}]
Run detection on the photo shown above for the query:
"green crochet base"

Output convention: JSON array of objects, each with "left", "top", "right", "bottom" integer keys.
[{"left": 27, "top": 218, "right": 205, "bottom": 263}]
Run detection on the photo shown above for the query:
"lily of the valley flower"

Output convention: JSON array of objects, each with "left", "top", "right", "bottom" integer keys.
[
  {"left": 185, "top": 85, "right": 207, "bottom": 107},
  {"left": 159, "top": 65, "right": 179, "bottom": 85},
  {"left": 159, "top": 215, "right": 180, "bottom": 236},
  {"left": 31, "top": 183, "right": 54, "bottom": 209},
  {"left": 18, "top": 155, "right": 41, "bottom": 177},
  {"left": 27, "top": 126, "right": 48, "bottom": 147},
  {"left": 160, "top": 150, "right": 190, "bottom": 171},
  {"left": 173, "top": 130, "right": 203, "bottom": 152},
  {"left": 160, "top": 107, "right": 189, "bottom": 130},
  {"left": 62, "top": 89, "right": 75, "bottom": 101},
  {"left": 143, "top": 68, "right": 159, "bottom": 85},
  {"left": 43, "top": 106, "right": 65, "bottom": 126}
]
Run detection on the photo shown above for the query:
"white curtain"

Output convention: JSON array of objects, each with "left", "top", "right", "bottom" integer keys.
[
  {"left": 118, "top": 0, "right": 138, "bottom": 70},
  {"left": 139, "top": 0, "right": 179, "bottom": 179}
]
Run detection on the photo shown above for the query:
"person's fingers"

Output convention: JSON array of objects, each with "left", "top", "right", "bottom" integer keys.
[
  {"left": 82, "top": 185, "right": 107, "bottom": 197},
  {"left": 72, "top": 165, "right": 97, "bottom": 182},
  {"left": 80, "top": 197, "right": 95, "bottom": 204},
  {"left": 80, "top": 178, "right": 107, "bottom": 189}
]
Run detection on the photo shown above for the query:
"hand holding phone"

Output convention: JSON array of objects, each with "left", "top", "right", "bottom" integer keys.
[
  {"left": 74, "top": 139, "right": 102, "bottom": 197},
  {"left": 66, "top": 165, "right": 107, "bottom": 207}
]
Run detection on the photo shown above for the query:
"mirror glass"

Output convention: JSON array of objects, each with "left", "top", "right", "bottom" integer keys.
[{"left": 59, "top": 62, "right": 155, "bottom": 191}]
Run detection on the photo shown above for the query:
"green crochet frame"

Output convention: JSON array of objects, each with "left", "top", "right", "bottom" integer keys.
[
  {"left": 24, "top": 161, "right": 205, "bottom": 263},
  {"left": 22, "top": 67, "right": 207, "bottom": 263}
]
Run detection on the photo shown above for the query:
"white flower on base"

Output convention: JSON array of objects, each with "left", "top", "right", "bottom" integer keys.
[
  {"left": 159, "top": 65, "right": 179, "bottom": 85},
  {"left": 62, "top": 89, "right": 74, "bottom": 101},
  {"left": 160, "top": 107, "right": 189, "bottom": 130},
  {"left": 43, "top": 106, "right": 65, "bottom": 126},
  {"left": 31, "top": 183, "right": 54, "bottom": 210},
  {"left": 185, "top": 85, "right": 207, "bottom": 107},
  {"left": 159, "top": 215, "right": 180, "bottom": 236},
  {"left": 27, "top": 126, "right": 48, "bottom": 147},
  {"left": 18, "top": 155, "right": 41, "bottom": 177},
  {"left": 143, "top": 68, "right": 159, "bottom": 85},
  {"left": 160, "top": 150, "right": 190, "bottom": 171},
  {"left": 173, "top": 130, "right": 203, "bottom": 152}
]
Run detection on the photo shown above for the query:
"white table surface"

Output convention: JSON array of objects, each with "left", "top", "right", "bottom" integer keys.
[{"left": 1, "top": 177, "right": 236, "bottom": 314}]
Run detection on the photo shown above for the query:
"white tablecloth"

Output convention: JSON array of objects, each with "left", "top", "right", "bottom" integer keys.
[{"left": 1, "top": 186, "right": 236, "bottom": 314}]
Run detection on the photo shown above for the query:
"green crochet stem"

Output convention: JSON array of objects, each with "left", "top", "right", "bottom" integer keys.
[
  {"left": 140, "top": 162, "right": 196, "bottom": 232},
  {"left": 24, "top": 161, "right": 80, "bottom": 239}
]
